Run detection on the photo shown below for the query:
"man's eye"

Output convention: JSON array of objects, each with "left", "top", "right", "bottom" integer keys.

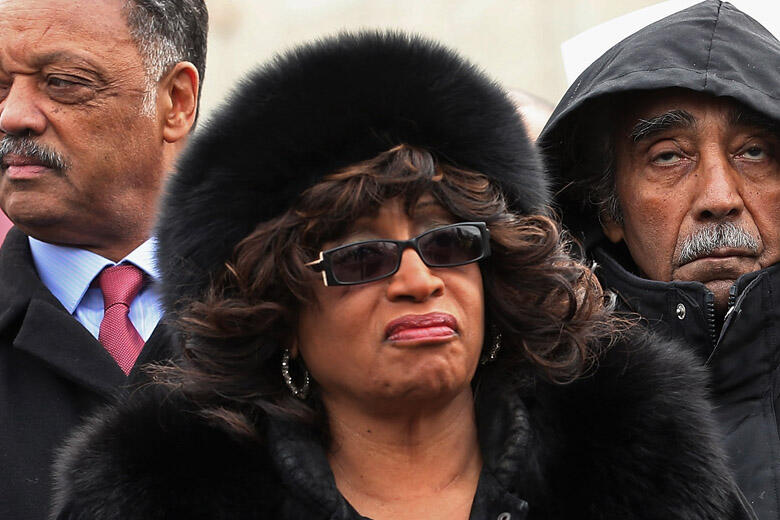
[
  {"left": 741, "top": 146, "right": 766, "bottom": 160},
  {"left": 652, "top": 151, "right": 682, "bottom": 165},
  {"left": 45, "top": 76, "right": 95, "bottom": 103},
  {"left": 48, "top": 76, "right": 81, "bottom": 88}
]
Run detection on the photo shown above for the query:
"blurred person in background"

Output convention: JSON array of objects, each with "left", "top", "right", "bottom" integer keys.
[
  {"left": 0, "top": 0, "right": 207, "bottom": 517},
  {"left": 541, "top": 1, "right": 779, "bottom": 518},
  {"left": 54, "top": 32, "right": 748, "bottom": 520},
  {"left": 507, "top": 89, "right": 555, "bottom": 142}
]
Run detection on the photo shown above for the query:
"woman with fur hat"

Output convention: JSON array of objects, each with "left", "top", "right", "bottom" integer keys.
[{"left": 53, "top": 32, "right": 749, "bottom": 519}]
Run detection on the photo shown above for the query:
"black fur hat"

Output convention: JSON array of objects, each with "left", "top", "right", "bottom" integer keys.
[{"left": 156, "top": 31, "right": 549, "bottom": 315}]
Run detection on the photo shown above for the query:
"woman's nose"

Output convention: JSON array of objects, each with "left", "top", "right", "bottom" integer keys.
[{"left": 385, "top": 247, "right": 444, "bottom": 302}]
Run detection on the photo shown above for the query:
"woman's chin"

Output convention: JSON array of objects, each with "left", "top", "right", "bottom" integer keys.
[{"left": 364, "top": 367, "right": 474, "bottom": 409}]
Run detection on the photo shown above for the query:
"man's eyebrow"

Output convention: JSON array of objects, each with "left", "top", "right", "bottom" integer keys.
[
  {"left": 630, "top": 109, "right": 695, "bottom": 142},
  {"left": 31, "top": 51, "right": 106, "bottom": 77},
  {"left": 729, "top": 105, "right": 778, "bottom": 133}
]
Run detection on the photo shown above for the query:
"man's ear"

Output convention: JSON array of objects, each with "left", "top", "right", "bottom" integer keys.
[
  {"left": 159, "top": 62, "right": 199, "bottom": 143},
  {"left": 601, "top": 212, "right": 625, "bottom": 244}
]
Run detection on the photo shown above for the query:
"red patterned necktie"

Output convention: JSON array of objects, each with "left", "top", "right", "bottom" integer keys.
[{"left": 97, "top": 264, "right": 146, "bottom": 375}]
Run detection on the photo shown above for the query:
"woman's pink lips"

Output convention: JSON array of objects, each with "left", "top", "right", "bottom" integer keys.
[{"left": 385, "top": 312, "right": 458, "bottom": 342}]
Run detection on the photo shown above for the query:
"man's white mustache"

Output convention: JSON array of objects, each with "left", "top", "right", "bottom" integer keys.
[
  {"left": 0, "top": 136, "right": 69, "bottom": 172},
  {"left": 677, "top": 223, "right": 759, "bottom": 266}
]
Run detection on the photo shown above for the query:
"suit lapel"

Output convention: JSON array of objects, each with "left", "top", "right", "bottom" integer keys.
[
  {"left": 14, "top": 285, "right": 126, "bottom": 396},
  {"left": 0, "top": 229, "right": 125, "bottom": 397}
]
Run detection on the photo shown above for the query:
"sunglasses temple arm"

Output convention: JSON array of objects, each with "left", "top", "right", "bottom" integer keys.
[
  {"left": 305, "top": 252, "right": 325, "bottom": 271},
  {"left": 304, "top": 254, "right": 331, "bottom": 286}
]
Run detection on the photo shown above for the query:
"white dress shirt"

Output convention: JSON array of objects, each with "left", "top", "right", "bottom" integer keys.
[{"left": 29, "top": 237, "right": 163, "bottom": 341}]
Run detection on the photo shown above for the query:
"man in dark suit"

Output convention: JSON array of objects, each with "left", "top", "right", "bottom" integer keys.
[{"left": 0, "top": 1, "right": 208, "bottom": 517}]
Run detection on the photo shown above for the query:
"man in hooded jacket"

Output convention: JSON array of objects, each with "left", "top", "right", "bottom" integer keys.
[{"left": 540, "top": 1, "right": 779, "bottom": 518}]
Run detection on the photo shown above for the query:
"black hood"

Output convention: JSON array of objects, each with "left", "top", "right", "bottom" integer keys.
[
  {"left": 155, "top": 31, "right": 548, "bottom": 318},
  {"left": 539, "top": 0, "right": 780, "bottom": 248}
]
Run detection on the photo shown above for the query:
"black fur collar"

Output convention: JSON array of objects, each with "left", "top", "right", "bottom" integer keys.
[{"left": 53, "top": 328, "right": 747, "bottom": 519}]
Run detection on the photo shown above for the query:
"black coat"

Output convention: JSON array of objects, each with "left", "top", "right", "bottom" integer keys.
[
  {"left": 595, "top": 246, "right": 780, "bottom": 520},
  {"left": 539, "top": 2, "right": 780, "bottom": 518},
  {"left": 0, "top": 228, "right": 174, "bottom": 520},
  {"left": 53, "top": 329, "right": 751, "bottom": 519}
]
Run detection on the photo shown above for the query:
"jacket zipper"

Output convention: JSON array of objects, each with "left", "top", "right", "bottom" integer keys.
[
  {"left": 727, "top": 284, "right": 738, "bottom": 313},
  {"left": 705, "top": 292, "right": 717, "bottom": 350},
  {"left": 706, "top": 284, "right": 739, "bottom": 365}
]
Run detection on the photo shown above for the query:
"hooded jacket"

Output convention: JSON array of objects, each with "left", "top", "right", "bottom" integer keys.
[
  {"left": 539, "top": 2, "right": 780, "bottom": 518},
  {"left": 53, "top": 30, "right": 750, "bottom": 519}
]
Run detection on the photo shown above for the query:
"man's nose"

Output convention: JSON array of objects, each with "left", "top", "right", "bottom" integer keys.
[
  {"left": 386, "top": 247, "right": 445, "bottom": 302},
  {"left": 0, "top": 80, "right": 48, "bottom": 136},
  {"left": 692, "top": 150, "right": 744, "bottom": 222}
]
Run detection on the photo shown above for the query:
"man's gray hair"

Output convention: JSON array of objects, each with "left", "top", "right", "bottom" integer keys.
[
  {"left": 122, "top": 0, "right": 208, "bottom": 114},
  {"left": 590, "top": 142, "right": 623, "bottom": 225}
]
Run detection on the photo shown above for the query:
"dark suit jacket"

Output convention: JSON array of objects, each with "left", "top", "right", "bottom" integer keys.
[{"left": 0, "top": 228, "right": 175, "bottom": 520}]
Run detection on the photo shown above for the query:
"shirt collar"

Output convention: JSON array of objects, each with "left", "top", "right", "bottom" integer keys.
[{"left": 29, "top": 237, "right": 160, "bottom": 314}]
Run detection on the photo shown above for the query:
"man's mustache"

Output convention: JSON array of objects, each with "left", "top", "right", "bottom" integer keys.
[
  {"left": 0, "top": 136, "right": 69, "bottom": 173},
  {"left": 677, "top": 222, "right": 759, "bottom": 266}
]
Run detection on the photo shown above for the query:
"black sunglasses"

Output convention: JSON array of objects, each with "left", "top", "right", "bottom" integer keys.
[{"left": 306, "top": 222, "right": 490, "bottom": 286}]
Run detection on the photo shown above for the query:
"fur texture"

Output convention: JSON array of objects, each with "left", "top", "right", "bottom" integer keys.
[
  {"left": 155, "top": 31, "right": 548, "bottom": 316},
  {"left": 522, "top": 331, "right": 743, "bottom": 518},
  {"left": 53, "top": 329, "right": 745, "bottom": 519}
]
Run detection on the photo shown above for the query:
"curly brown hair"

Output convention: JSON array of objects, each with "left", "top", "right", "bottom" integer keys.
[{"left": 153, "top": 144, "right": 622, "bottom": 436}]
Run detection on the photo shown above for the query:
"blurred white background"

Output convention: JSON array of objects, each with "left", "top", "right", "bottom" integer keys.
[
  {"left": 201, "top": 0, "right": 779, "bottom": 119},
  {"left": 201, "top": 0, "right": 660, "bottom": 118}
]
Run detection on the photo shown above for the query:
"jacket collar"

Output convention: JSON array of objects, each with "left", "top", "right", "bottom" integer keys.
[
  {"left": 593, "top": 244, "right": 780, "bottom": 363},
  {"left": 0, "top": 228, "right": 40, "bottom": 330}
]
